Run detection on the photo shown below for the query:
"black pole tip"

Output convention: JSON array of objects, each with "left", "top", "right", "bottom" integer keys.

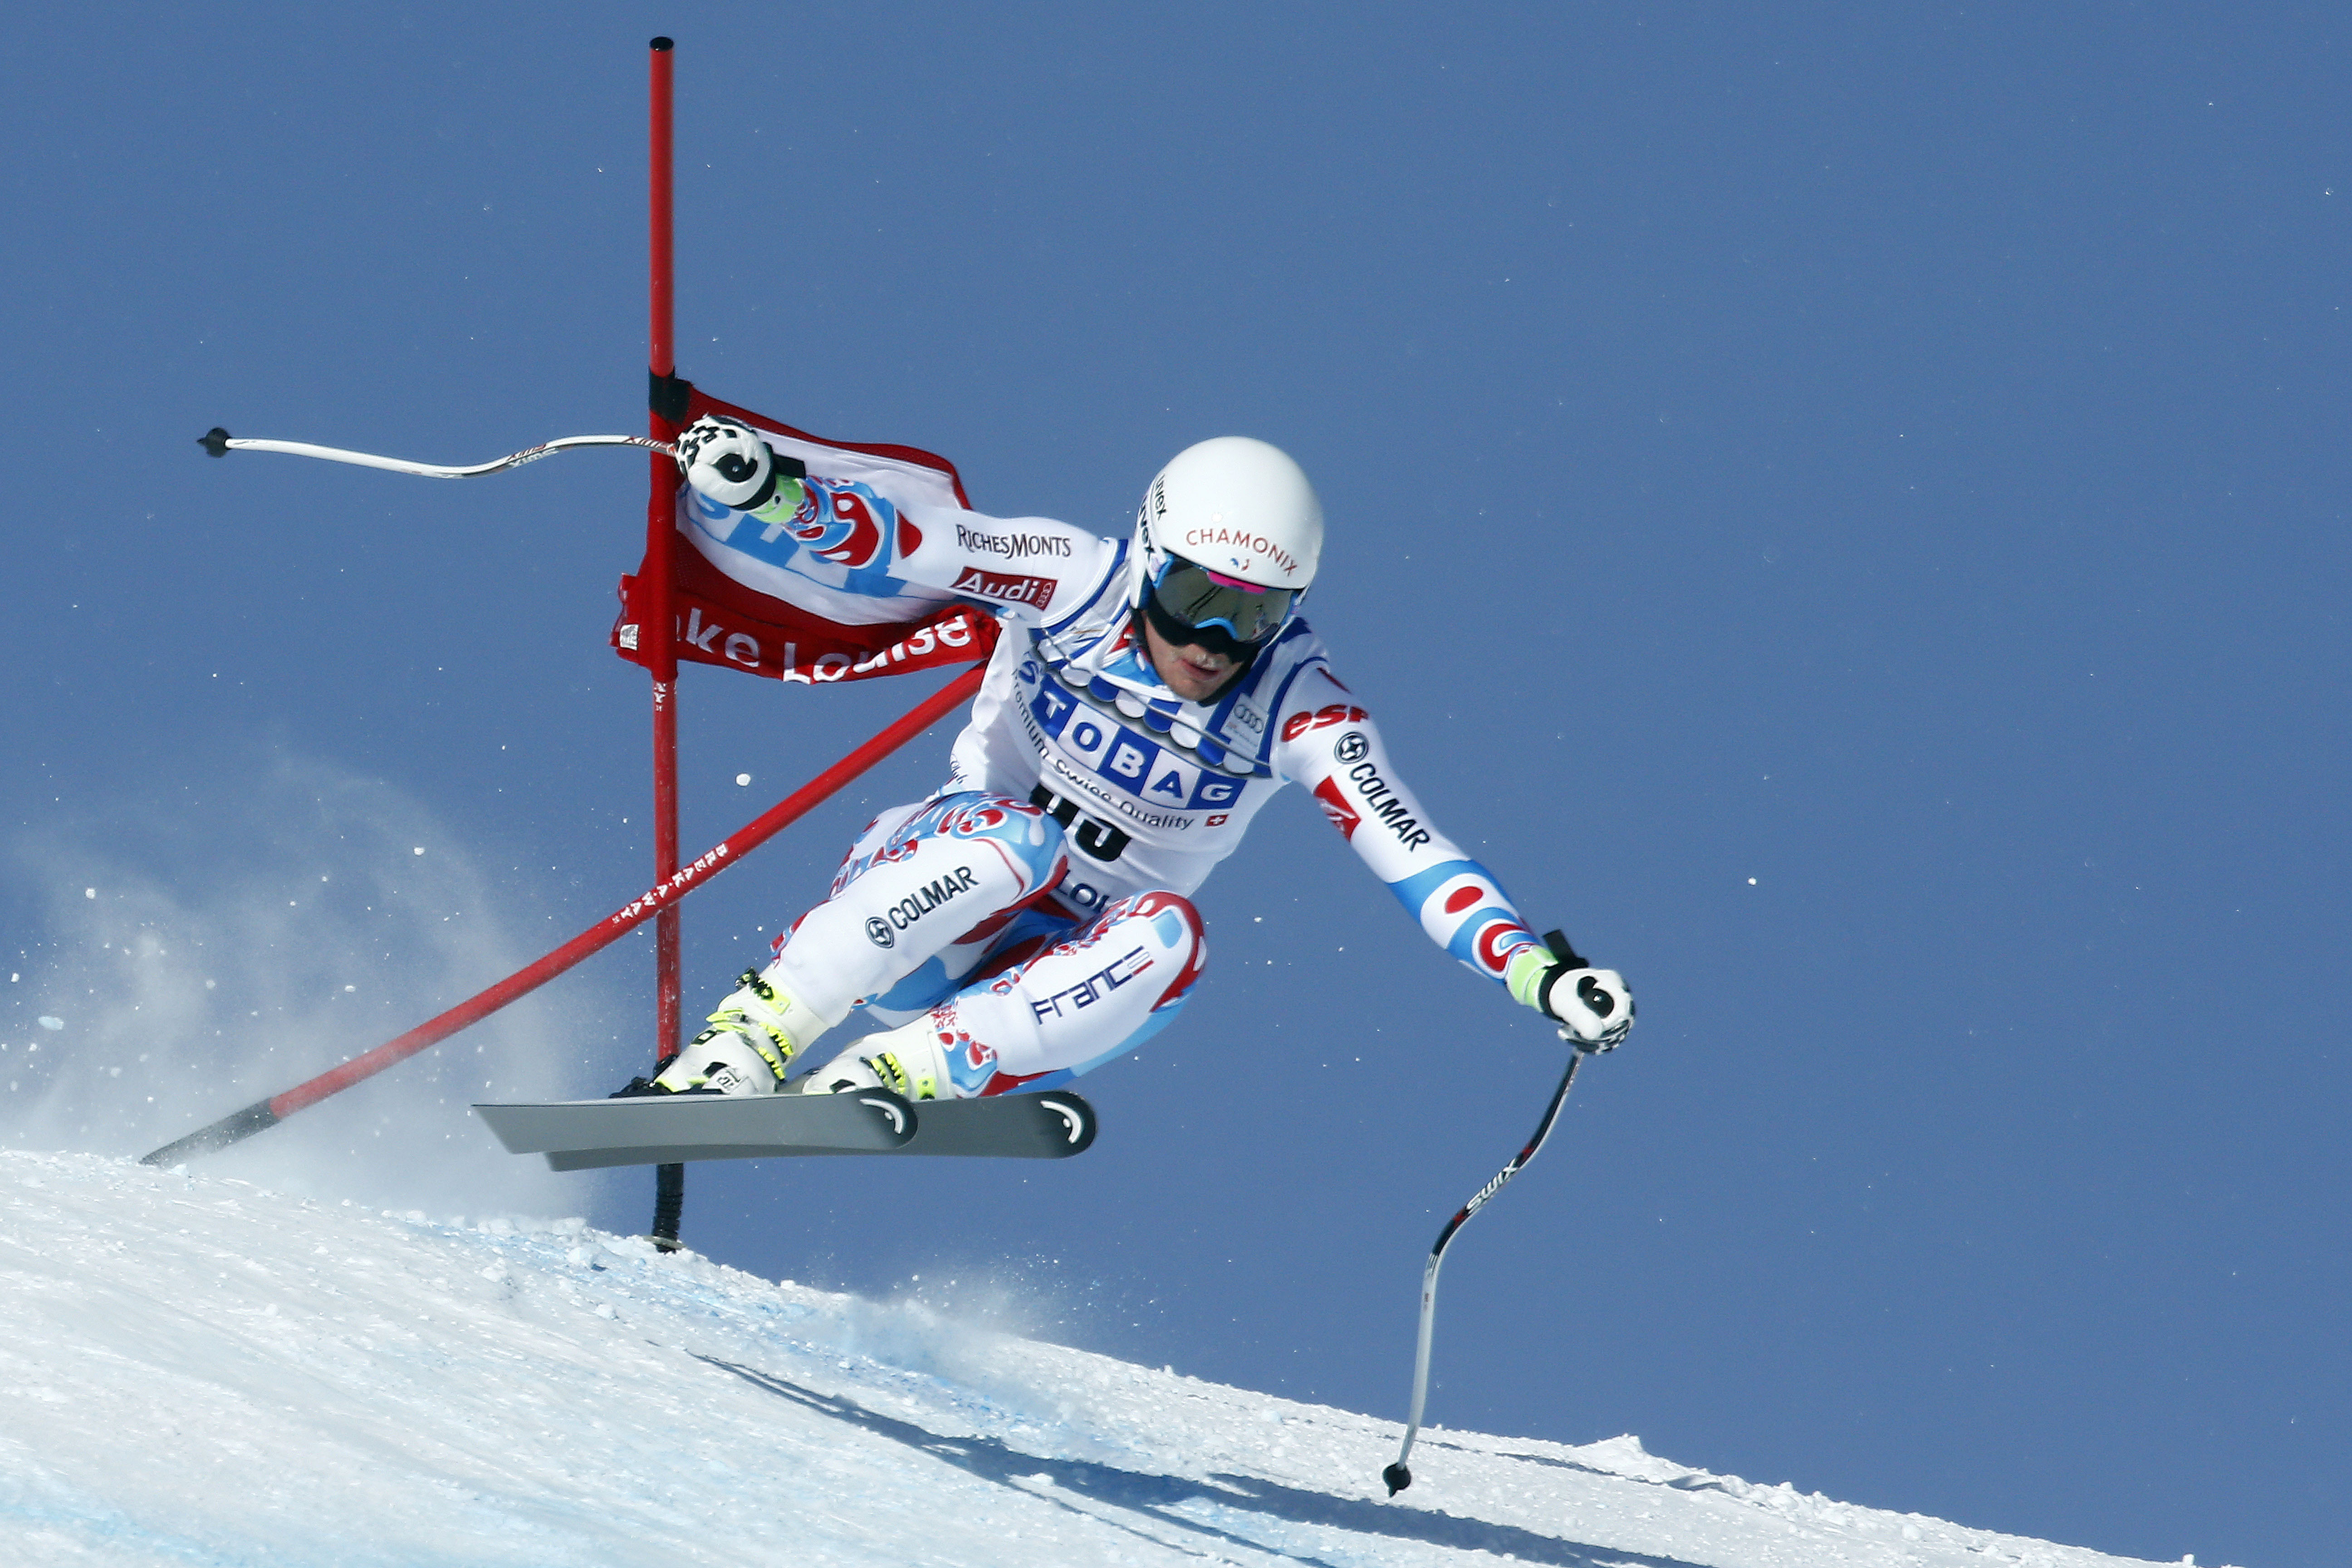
[
  {"left": 139, "top": 1097, "right": 280, "bottom": 1166},
  {"left": 1382, "top": 1463, "right": 1412, "bottom": 1497},
  {"left": 650, "top": 36, "right": 673, "bottom": 51},
  {"left": 651, "top": 1160, "right": 685, "bottom": 1250},
  {"left": 198, "top": 426, "right": 231, "bottom": 458}
]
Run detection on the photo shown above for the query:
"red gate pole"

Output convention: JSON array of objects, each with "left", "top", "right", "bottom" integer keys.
[
  {"left": 644, "top": 37, "right": 688, "bottom": 1245},
  {"left": 646, "top": 37, "right": 683, "bottom": 1068},
  {"left": 137, "top": 666, "right": 987, "bottom": 1169}
]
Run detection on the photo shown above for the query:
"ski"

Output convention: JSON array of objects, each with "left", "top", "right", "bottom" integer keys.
[
  {"left": 475, "top": 1089, "right": 914, "bottom": 1171},
  {"left": 472, "top": 1088, "right": 1093, "bottom": 1171}
]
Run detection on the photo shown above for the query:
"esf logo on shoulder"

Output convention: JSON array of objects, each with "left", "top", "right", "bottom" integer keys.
[{"left": 863, "top": 865, "right": 981, "bottom": 947}]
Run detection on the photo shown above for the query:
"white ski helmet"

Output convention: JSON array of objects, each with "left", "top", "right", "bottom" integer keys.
[{"left": 1130, "top": 436, "right": 1323, "bottom": 646}]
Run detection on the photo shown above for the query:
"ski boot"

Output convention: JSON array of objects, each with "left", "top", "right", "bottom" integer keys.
[
  {"left": 612, "top": 969, "right": 823, "bottom": 1098},
  {"left": 794, "top": 1015, "right": 957, "bottom": 1101}
]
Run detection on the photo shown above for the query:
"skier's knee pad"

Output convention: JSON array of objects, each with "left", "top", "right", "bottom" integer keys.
[
  {"left": 766, "top": 792, "right": 1072, "bottom": 1025},
  {"left": 1103, "top": 890, "right": 1207, "bottom": 1009},
  {"left": 931, "top": 792, "right": 1068, "bottom": 897},
  {"left": 833, "top": 795, "right": 1063, "bottom": 935},
  {"left": 852, "top": 792, "right": 1066, "bottom": 897},
  {"left": 935, "top": 889, "right": 1207, "bottom": 1091}
]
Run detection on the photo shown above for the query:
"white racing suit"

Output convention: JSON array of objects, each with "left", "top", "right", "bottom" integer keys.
[{"left": 683, "top": 472, "right": 1554, "bottom": 1096}]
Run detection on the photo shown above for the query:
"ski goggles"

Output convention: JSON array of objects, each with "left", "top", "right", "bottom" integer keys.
[{"left": 1147, "top": 556, "right": 1296, "bottom": 647}]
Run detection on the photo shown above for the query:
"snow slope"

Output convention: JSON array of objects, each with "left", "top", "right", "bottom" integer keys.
[{"left": 0, "top": 1148, "right": 2208, "bottom": 1568}]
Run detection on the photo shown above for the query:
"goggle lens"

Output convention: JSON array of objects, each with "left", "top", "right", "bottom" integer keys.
[{"left": 1151, "top": 558, "right": 1294, "bottom": 645}]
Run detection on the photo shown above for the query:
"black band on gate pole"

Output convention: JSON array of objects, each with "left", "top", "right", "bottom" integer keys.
[{"left": 649, "top": 370, "right": 694, "bottom": 425}]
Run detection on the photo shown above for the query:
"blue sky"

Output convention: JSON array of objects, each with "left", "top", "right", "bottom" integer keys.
[{"left": 3, "top": 6, "right": 2345, "bottom": 1565}]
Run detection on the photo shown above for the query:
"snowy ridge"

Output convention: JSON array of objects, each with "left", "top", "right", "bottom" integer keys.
[{"left": 0, "top": 1149, "right": 2200, "bottom": 1568}]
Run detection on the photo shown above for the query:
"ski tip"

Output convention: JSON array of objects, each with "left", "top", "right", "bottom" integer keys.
[
  {"left": 198, "top": 426, "right": 232, "bottom": 458},
  {"left": 1036, "top": 1092, "right": 1096, "bottom": 1156},
  {"left": 1382, "top": 1462, "right": 1413, "bottom": 1497}
]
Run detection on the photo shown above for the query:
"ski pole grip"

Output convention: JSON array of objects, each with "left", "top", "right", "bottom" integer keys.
[{"left": 1542, "top": 928, "right": 1587, "bottom": 969}]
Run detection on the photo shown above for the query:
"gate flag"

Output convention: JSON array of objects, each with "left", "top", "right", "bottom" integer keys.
[{"left": 613, "top": 387, "right": 1000, "bottom": 684}]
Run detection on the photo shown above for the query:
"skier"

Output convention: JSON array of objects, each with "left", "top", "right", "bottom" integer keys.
[{"left": 619, "top": 417, "right": 1633, "bottom": 1102}]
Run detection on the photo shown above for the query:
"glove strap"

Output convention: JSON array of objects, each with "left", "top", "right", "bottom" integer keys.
[
  {"left": 734, "top": 447, "right": 808, "bottom": 514},
  {"left": 1515, "top": 929, "right": 1621, "bottom": 1034}
]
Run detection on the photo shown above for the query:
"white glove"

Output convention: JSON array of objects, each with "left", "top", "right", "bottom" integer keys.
[
  {"left": 676, "top": 416, "right": 778, "bottom": 510},
  {"left": 1541, "top": 966, "right": 1634, "bottom": 1051}
]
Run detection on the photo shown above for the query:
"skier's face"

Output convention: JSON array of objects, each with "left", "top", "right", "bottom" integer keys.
[{"left": 1141, "top": 615, "right": 1240, "bottom": 702}]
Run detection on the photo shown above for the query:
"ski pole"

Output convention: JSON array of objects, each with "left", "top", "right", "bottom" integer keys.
[
  {"left": 1382, "top": 930, "right": 1603, "bottom": 1499},
  {"left": 197, "top": 427, "right": 676, "bottom": 479},
  {"left": 137, "top": 663, "right": 985, "bottom": 1168}
]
